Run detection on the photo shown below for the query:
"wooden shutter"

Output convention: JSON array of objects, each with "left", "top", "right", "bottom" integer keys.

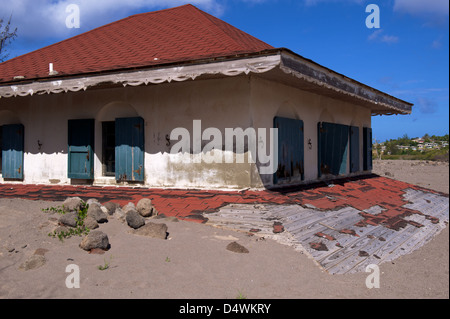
[
  {"left": 318, "top": 122, "right": 349, "bottom": 176},
  {"left": 273, "top": 116, "right": 304, "bottom": 184},
  {"left": 1, "top": 124, "right": 24, "bottom": 180},
  {"left": 349, "top": 126, "right": 360, "bottom": 173},
  {"left": 115, "top": 117, "right": 144, "bottom": 182},
  {"left": 363, "top": 127, "right": 373, "bottom": 171},
  {"left": 68, "top": 119, "right": 95, "bottom": 179}
]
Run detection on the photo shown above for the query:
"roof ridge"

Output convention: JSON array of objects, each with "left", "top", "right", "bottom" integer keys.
[{"left": 191, "top": 5, "right": 273, "bottom": 51}]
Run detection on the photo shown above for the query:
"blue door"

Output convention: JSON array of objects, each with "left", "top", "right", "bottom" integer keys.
[
  {"left": 273, "top": 116, "right": 304, "bottom": 184},
  {"left": 115, "top": 117, "right": 144, "bottom": 182},
  {"left": 1, "top": 124, "right": 24, "bottom": 180},
  {"left": 363, "top": 127, "right": 373, "bottom": 171},
  {"left": 68, "top": 119, "right": 95, "bottom": 179},
  {"left": 349, "top": 126, "right": 360, "bottom": 173},
  {"left": 318, "top": 122, "right": 349, "bottom": 177}
]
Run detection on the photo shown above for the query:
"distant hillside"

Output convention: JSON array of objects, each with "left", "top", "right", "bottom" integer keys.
[{"left": 374, "top": 133, "right": 449, "bottom": 162}]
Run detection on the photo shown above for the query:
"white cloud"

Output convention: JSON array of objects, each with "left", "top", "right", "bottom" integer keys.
[
  {"left": 1, "top": 0, "right": 224, "bottom": 40},
  {"left": 368, "top": 29, "right": 399, "bottom": 44},
  {"left": 381, "top": 34, "right": 399, "bottom": 44},
  {"left": 394, "top": 0, "right": 449, "bottom": 17}
]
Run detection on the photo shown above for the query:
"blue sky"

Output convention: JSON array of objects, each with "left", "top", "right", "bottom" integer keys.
[{"left": 1, "top": 0, "right": 448, "bottom": 142}]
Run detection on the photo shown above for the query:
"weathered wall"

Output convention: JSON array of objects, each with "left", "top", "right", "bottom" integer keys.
[
  {"left": 0, "top": 75, "right": 258, "bottom": 188},
  {"left": 249, "top": 75, "right": 371, "bottom": 188},
  {"left": 0, "top": 73, "right": 371, "bottom": 189}
]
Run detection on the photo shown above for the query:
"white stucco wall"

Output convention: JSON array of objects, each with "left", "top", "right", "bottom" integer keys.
[
  {"left": 249, "top": 75, "right": 371, "bottom": 188},
  {"left": 0, "top": 73, "right": 371, "bottom": 189}
]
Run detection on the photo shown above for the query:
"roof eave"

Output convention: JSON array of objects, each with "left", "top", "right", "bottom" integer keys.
[
  {"left": 275, "top": 48, "right": 413, "bottom": 115},
  {"left": 0, "top": 49, "right": 414, "bottom": 116}
]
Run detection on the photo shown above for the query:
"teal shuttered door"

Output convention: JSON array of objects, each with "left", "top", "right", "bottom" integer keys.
[
  {"left": 273, "top": 116, "right": 304, "bottom": 184},
  {"left": 363, "top": 127, "right": 373, "bottom": 171},
  {"left": 318, "top": 122, "right": 349, "bottom": 177},
  {"left": 349, "top": 126, "right": 360, "bottom": 173},
  {"left": 115, "top": 117, "right": 144, "bottom": 182},
  {"left": 68, "top": 119, "right": 95, "bottom": 179},
  {"left": 1, "top": 124, "right": 24, "bottom": 180}
]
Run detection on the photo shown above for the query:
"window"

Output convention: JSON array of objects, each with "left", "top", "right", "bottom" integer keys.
[{"left": 102, "top": 121, "right": 116, "bottom": 176}]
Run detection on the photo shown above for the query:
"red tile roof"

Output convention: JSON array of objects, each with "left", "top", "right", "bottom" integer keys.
[{"left": 0, "top": 4, "right": 273, "bottom": 84}]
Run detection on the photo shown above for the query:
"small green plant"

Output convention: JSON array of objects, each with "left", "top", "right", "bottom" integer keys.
[
  {"left": 41, "top": 205, "right": 65, "bottom": 214},
  {"left": 46, "top": 201, "right": 90, "bottom": 242},
  {"left": 98, "top": 256, "right": 113, "bottom": 271},
  {"left": 236, "top": 290, "right": 247, "bottom": 299},
  {"left": 165, "top": 257, "right": 171, "bottom": 262}
]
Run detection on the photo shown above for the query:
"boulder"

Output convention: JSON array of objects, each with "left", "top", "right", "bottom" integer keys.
[
  {"left": 113, "top": 207, "right": 126, "bottom": 222},
  {"left": 104, "top": 202, "right": 119, "bottom": 215},
  {"left": 87, "top": 204, "right": 108, "bottom": 223},
  {"left": 79, "top": 230, "right": 110, "bottom": 251},
  {"left": 86, "top": 198, "right": 101, "bottom": 206},
  {"left": 58, "top": 211, "right": 79, "bottom": 228},
  {"left": 62, "top": 197, "right": 83, "bottom": 212},
  {"left": 136, "top": 198, "right": 154, "bottom": 217},
  {"left": 133, "top": 222, "right": 168, "bottom": 239},
  {"left": 123, "top": 202, "right": 136, "bottom": 213},
  {"left": 126, "top": 210, "right": 145, "bottom": 229},
  {"left": 84, "top": 216, "right": 99, "bottom": 230}
]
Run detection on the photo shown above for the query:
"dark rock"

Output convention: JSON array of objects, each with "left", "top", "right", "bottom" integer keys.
[
  {"left": 59, "top": 211, "right": 79, "bottom": 228},
  {"left": 87, "top": 204, "right": 108, "bottom": 223},
  {"left": 126, "top": 210, "right": 145, "bottom": 229},
  {"left": 226, "top": 241, "right": 249, "bottom": 254}
]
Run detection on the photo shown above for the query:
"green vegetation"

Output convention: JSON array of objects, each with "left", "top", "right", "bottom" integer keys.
[
  {"left": 236, "top": 290, "right": 247, "bottom": 299},
  {"left": 44, "top": 201, "right": 90, "bottom": 241},
  {"left": 98, "top": 256, "right": 113, "bottom": 271},
  {"left": 374, "top": 133, "right": 449, "bottom": 162}
]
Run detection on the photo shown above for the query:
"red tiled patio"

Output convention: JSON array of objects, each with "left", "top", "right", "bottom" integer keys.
[{"left": 0, "top": 174, "right": 447, "bottom": 227}]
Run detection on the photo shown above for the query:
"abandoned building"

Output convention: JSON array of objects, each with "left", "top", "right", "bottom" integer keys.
[{"left": 0, "top": 4, "right": 413, "bottom": 190}]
